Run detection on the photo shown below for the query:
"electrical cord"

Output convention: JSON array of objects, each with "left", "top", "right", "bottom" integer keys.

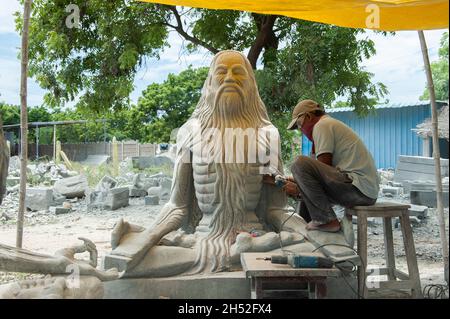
[
  {"left": 275, "top": 199, "right": 365, "bottom": 299},
  {"left": 312, "top": 243, "right": 366, "bottom": 299},
  {"left": 423, "top": 284, "right": 449, "bottom": 299}
]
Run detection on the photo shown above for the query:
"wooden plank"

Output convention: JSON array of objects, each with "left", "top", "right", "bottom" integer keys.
[
  {"left": 347, "top": 210, "right": 405, "bottom": 218},
  {"left": 394, "top": 269, "right": 410, "bottom": 281},
  {"left": 240, "top": 253, "right": 340, "bottom": 278},
  {"left": 375, "top": 280, "right": 413, "bottom": 290},
  {"left": 383, "top": 217, "right": 397, "bottom": 281},
  {"left": 399, "top": 212, "right": 423, "bottom": 298},
  {"left": 357, "top": 212, "right": 368, "bottom": 298}
]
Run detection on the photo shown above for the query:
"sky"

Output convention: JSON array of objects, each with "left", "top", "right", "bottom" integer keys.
[{"left": 0, "top": 0, "right": 448, "bottom": 109}]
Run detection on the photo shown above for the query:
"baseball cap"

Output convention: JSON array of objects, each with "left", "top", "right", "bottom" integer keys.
[{"left": 286, "top": 99, "right": 322, "bottom": 130}]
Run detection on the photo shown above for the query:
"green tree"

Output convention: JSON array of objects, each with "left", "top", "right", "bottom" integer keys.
[
  {"left": 126, "top": 67, "right": 208, "bottom": 143},
  {"left": 420, "top": 32, "right": 449, "bottom": 101},
  {"left": 19, "top": 1, "right": 387, "bottom": 115}
]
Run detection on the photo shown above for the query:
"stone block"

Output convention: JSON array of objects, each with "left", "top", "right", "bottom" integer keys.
[
  {"left": 410, "top": 190, "right": 449, "bottom": 208},
  {"left": 6, "top": 177, "right": 20, "bottom": 187},
  {"left": 129, "top": 187, "right": 147, "bottom": 198},
  {"left": 408, "top": 204, "right": 428, "bottom": 219},
  {"left": 144, "top": 195, "right": 159, "bottom": 205},
  {"left": 53, "top": 175, "right": 89, "bottom": 198},
  {"left": 81, "top": 155, "right": 110, "bottom": 166},
  {"left": 102, "top": 271, "right": 356, "bottom": 299},
  {"left": 55, "top": 207, "right": 71, "bottom": 215},
  {"left": 381, "top": 186, "right": 403, "bottom": 196},
  {"left": 104, "top": 187, "right": 129, "bottom": 210},
  {"left": 131, "top": 156, "right": 174, "bottom": 170},
  {"left": 95, "top": 175, "right": 118, "bottom": 192},
  {"left": 25, "top": 187, "right": 53, "bottom": 211},
  {"left": 394, "top": 156, "right": 449, "bottom": 187}
]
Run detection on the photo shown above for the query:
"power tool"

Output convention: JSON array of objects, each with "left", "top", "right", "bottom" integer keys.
[{"left": 259, "top": 254, "right": 334, "bottom": 269}]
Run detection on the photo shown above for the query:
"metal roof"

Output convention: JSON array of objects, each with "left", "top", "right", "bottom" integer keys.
[{"left": 324, "top": 100, "right": 447, "bottom": 113}]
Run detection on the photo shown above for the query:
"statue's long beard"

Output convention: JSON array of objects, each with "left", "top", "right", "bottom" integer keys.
[{"left": 189, "top": 92, "right": 259, "bottom": 274}]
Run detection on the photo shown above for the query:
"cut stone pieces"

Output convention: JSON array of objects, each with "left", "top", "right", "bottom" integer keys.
[
  {"left": 381, "top": 186, "right": 403, "bottom": 196},
  {"left": 394, "top": 155, "right": 449, "bottom": 185},
  {"left": 410, "top": 190, "right": 449, "bottom": 208},
  {"left": 145, "top": 195, "right": 159, "bottom": 205},
  {"left": 131, "top": 156, "right": 174, "bottom": 170},
  {"left": 54, "top": 207, "right": 71, "bottom": 215},
  {"left": 53, "top": 175, "right": 88, "bottom": 198},
  {"left": 129, "top": 188, "right": 147, "bottom": 198},
  {"left": 95, "top": 175, "right": 118, "bottom": 192},
  {"left": 104, "top": 187, "right": 129, "bottom": 210},
  {"left": 408, "top": 204, "right": 428, "bottom": 219},
  {"left": 25, "top": 187, "right": 53, "bottom": 211},
  {"left": 81, "top": 155, "right": 110, "bottom": 166},
  {"left": 6, "top": 177, "right": 20, "bottom": 187}
]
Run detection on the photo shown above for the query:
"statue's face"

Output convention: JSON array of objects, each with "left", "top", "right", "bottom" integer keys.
[{"left": 211, "top": 52, "right": 250, "bottom": 105}]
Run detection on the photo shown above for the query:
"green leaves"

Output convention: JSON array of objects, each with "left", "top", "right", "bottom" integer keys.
[
  {"left": 127, "top": 66, "right": 209, "bottom": 143},
  {"left": 420, "top": 32, "right": 449, "bottom": 101}
]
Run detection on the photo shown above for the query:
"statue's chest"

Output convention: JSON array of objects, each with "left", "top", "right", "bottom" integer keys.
[{"left": 192, "top": 163, "right": 263, "bottom": 214}]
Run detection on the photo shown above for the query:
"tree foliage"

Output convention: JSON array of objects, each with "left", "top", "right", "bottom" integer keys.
[
  {"left": 20, "top": 1, "right": 387, "bottom": 115},
  {"left": 125, "top": 67, "right": 208, "bottom": 143},
  {"left": 420, "top": 32, "right": 449, "bottom": 101}
]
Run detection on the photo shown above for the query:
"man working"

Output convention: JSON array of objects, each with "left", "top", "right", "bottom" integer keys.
[{"left": 283, "top": 99, "right": 379, "bottom": 232}]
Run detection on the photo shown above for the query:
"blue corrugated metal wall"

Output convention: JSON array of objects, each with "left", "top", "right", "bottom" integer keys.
[{"left": 301, "top": 104, "right": 432, "bottom": 168}]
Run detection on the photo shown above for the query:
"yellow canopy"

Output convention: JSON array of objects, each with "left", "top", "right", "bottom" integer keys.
[{"left": 139, "top": 0, "right": 448, "bottom": 31}]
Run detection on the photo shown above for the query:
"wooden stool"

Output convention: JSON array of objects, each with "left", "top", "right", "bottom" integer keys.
[{"left": 346, "top": 202, "right": 423, "bottom": 299}]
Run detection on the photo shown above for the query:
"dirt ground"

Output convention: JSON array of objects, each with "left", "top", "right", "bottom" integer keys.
[{"left": 1, "top": 189, "right": 448, "bottom": 298}]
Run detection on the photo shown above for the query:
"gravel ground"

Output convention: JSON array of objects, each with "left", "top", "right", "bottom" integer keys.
[{"left": 0, "top": 189, "right": 448, "bottom": 297}]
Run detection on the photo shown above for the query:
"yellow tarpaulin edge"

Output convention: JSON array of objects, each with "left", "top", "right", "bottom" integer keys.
[{"left": 138, "top": 0, "right": 449, "bottom": 31}]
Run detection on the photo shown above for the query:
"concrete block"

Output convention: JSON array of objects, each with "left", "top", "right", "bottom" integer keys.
[
  {"left": 81, "top": 155, "right": 110, "bottom": 166},
  {"left": 381, "top": 186, "right": 403, "bottom": 196},
  {"left": 6, "top": 177, "right": 20, "bottom": 187},
  {"left": 394, "top": 156, "right": 449, "bottom": 186},
  {"left": 408, "top": 204, "right": 428, "bottom": 219},
  {"left": 410, "top": 190, "right": 449, "bottom": 208},
  {"left": 129, "top": 188, "right": 147, "bottom": 198},
  {"left": 131, "top": 156, "right": 174, "bottom": 170},
  {"left": 144, "top": 195, "right": 159, "bottom": 205},
  {"left": 25, "top": 187, "right": 53, "bottom": 211},
  {"left": 104, "top": 187, "right": 129, "bottom": 210},
  {"left": 55, "top": 207, "right": 71, "bottom": 215},
  {"left": 102, "top": 271, "right": 356, "bottom": 299},
  {"left": 53, "top": 175, "right": 89, "bottom": 198}
]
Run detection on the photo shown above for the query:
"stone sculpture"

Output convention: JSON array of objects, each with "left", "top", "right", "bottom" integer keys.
[
  {"left": 0, "top": 275, "right": 104, "bottom": 299},
  {"left": 106, "top": 50, "right": 309, "bottom": 277},
  {"left": 0, "top": 238, "right": 119, "bottom": 299},
  {"left": 0, "top": 238, "right": 119, "bottom": 281}
]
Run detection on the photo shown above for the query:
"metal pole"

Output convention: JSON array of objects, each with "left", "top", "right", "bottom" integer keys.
[
  {"left": 17, "top": 0, "right": 32, "bottom": 248},
  {"left": 418, "top": 30, "right": 449, "bottom": 285},
  {"left": 35, "top": 126, "right": 39, "bottom": 159},
  {"left": 53, "top": 124, "right": 56, "bottom": 160}
]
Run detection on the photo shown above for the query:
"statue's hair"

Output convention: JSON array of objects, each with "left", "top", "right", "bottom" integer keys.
[
  {"left": 190, "top": 50, "right": 271, "bottom": 128},
  {"left": 185, "top": 51, "right": 277, "bottom": 274}
]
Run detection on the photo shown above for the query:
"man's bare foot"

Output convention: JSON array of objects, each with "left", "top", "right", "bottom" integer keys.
[{"left": 306, "top": 219, "right": 341, "bottom": 233}]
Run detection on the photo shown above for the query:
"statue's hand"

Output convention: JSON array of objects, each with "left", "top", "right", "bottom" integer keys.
[{"left": 77, "top": 237, "right": 98, "bottom": 267}]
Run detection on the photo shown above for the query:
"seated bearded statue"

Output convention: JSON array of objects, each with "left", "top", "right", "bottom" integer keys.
[{"left": 106, "top": 50, "right": 310, "bottom": 277}]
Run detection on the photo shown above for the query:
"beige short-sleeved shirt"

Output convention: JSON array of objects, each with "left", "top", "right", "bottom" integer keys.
[{"left": 312, "top": 115, "right": 379, "bottom": 199}]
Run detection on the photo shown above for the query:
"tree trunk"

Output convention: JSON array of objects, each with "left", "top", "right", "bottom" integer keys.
[
  {"left": 17, "top": 0, "right": 33, "bottom": 248},
  {"left": 247, "top": 14, "right": 279, "bottom": 69}
]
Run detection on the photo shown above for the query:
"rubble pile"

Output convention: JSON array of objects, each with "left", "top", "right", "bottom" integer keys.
[{"left": 1, "top": 156, "right": 174, "bottom": 224}]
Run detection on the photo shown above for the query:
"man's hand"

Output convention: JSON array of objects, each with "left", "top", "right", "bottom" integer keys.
[{"left": 283, "top": 180, "right": 301, "bottom": 199}]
